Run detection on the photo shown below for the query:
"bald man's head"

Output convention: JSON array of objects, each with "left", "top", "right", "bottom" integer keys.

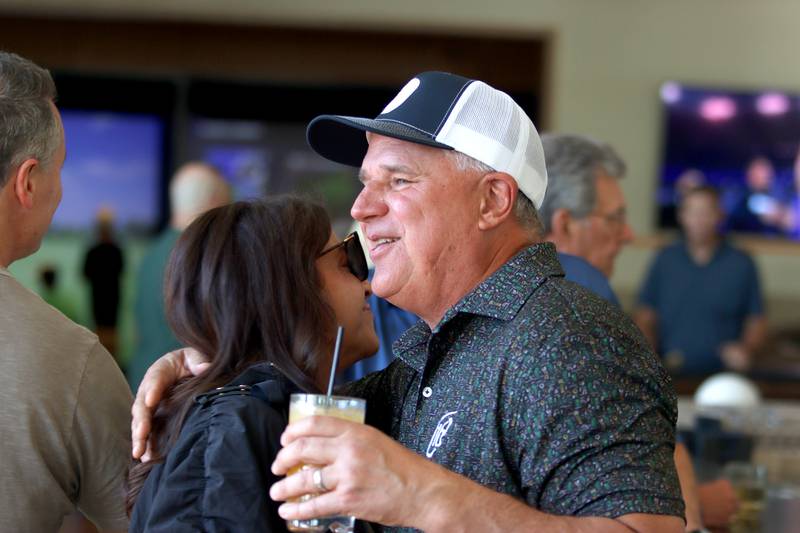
[{"left": 169, "top": 162, "right": 231, "bottom": 230}]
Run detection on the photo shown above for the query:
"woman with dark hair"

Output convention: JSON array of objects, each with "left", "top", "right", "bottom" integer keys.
[{"left": 127, "top": 196, "right": 378, "bottom": 531}]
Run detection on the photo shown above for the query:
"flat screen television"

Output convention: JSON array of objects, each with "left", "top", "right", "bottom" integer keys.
[
  {"left": 658, "top": 82, "right": 800, "bottom": 241},
  {"left": 187, "top": 117, "right": 358, "bottom": 236},
  {"left": 51, "top": 109, "right": 165, "bottom": 234}
]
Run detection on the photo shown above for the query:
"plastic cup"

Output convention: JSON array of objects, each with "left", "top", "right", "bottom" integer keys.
[{"left": 286, "top": 393, "right": 366, "bottom": 533}]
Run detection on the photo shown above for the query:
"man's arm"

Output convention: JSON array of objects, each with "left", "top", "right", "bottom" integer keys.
[
  {"left": 633, "top": 306, "right": 659, "bottom": 352},
  {"left": 673, "top": 443, "right": 703, "bottom": 532},
  {"left": 720, "top": 316, "right": 768, "bottom": 372},
  {"left": 269, "top": 417, "right": 683, "bottom": 533},
  {"left": 72, "top": 343, "right": 134, "bottom": 531}
]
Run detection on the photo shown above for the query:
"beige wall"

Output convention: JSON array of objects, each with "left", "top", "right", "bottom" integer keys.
[{"left": 4, "top": 0, "right": 800, "bottom": 322}]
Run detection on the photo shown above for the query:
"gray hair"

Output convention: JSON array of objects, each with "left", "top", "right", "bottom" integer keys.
[
  {"left": 538, "top": 133, "right": 626, "bottom": 233},
  {"left": 446, "top": 150, "right": 543, "bottom": 238},
  {"left": 0, "top": 52, "right": 60, "bottom": 188}
]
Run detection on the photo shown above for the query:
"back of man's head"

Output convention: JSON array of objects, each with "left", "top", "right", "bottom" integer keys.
[
  {"left": 539, "top": 133, "right": 626, "bottom": 234},
  {"left": 169, "top": 162, "right": 231, "bottom": 230},
  {"left": 0, "top": 52, "right": 60, "bottom": 189}
]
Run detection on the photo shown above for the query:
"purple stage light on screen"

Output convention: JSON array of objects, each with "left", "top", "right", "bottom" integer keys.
[
  {"left": 658, "top": 83, "right": 800, "bottom": 241},
  {"left": 660, "top": 82, "right": 682, "bottom": 104},
  {"left": 699, "top": 96, "right": 737, "bottom": 122},
  {"left": 756, "top": 92, "right": 790, "bottom": 116}
]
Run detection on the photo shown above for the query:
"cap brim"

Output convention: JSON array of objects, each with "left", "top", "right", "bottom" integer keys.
[{"left": 306, "top": 115, "right": 452, "bottom": 168}]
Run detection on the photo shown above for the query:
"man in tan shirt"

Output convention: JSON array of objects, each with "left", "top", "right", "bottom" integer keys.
[{"left": 0, "top": 50, "right": 132, "bottom": 532}]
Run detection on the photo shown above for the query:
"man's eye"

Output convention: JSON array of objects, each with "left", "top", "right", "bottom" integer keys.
[{"left": 392, "top": 177, "right": 410, "bottom": 186}]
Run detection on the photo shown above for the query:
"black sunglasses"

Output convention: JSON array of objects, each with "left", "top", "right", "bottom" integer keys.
[{"left": 318, "top": 231, "right": 369, "bottom": 282}]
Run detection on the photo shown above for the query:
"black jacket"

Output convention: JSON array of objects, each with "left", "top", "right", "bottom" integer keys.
[{"left": 130, "top": 363, "right": 297, "bottom": 532}]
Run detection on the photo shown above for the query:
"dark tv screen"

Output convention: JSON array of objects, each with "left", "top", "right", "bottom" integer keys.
[
  {"left": 51, "top": 109, "right": 165, "bottom": 233},
  {"left": 658, "top": 82, "right": 800, "bottom": 240},
  {"left": 187, "top": 118, "right": 358, "bottom": 236}
]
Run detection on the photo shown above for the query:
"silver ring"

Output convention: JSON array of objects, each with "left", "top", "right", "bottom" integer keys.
[{"left": 312, "top": 467, "right": 329, "bottom": 492}]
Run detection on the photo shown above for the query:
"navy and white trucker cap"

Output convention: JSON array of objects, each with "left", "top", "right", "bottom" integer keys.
[{"left": 306, "top": 71, "right": 548, "bottom": 208}]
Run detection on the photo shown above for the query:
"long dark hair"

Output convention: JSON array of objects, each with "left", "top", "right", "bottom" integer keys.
[{"left": 126, "top": 196, "right": 335, "bottom": 515}]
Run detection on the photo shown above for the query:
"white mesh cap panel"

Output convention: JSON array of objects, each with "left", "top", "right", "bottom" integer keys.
[
  {"left": 445, "top": 82, "right": 521, "bottom": 152},
  {"left": 436, "top": 81, "right": 548, "bottom": 209}
]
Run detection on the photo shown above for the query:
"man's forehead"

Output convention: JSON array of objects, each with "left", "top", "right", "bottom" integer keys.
[
  {"left": 360, "top": 134, "right": 447, "bottom": 176},
  {"left": 595, "top": 171, "right": 626, "bottom": 205}
]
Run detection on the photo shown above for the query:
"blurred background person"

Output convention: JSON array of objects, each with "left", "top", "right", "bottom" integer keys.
[
  {"left": 635, "top": 185, "right": 768, "bottom": 377},
  {"left": 788, "top": 146, "right": 800, "bottom": 238},
  {"left": 660, "top": 168, "right": 707, "bottom": 228},
  {"left": 127, "top": 162, "right": 230, "bottom": 390},
  {"left": 39, "top": 264, "right": 81, "bottom": 324},
  {"left": 727, "top": 156, "right": 783, "bottom": 235},
  {"left": 82, "top": 208, "right": 124, "bottom": 360},
  {"left": 772, "top": 145, "right": 800, "bottom": 239},
  {"left": 539, "top": 133, "right": 634, "bottom": 306}
]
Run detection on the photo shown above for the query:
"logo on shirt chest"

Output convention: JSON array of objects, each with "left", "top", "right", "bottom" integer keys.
[{"left": 426, "top": 410, "right": 458, "bottom": 458}]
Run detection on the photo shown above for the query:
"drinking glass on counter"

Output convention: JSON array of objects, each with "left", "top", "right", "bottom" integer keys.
[{"left": 724, "top": 461, "right": 767, "bottom": 533}]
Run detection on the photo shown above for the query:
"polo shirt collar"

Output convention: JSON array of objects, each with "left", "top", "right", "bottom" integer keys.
[{"left": 392, "top": 242, "right": 564, "bottom": 371}]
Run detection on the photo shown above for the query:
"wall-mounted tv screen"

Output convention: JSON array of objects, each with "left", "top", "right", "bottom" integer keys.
[
  {"left": 187, "top": 117, "right": 358, "bottom": 236},
  {"left": 658, "top": 82, "right": 800, "bottom": 241},
  {"left": 51, "top": 109, "right": 165, "bottom": 234}
]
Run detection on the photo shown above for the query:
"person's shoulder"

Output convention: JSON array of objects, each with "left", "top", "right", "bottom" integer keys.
[
  {"left": 168, "top": 370, "right": 290, "bottom": 479},
  {"left": 643, "top": 240, "right": 686, "bottom": 275},
  {"left": 513, "top": 276, "right": 650, "bottom": 361},
  {"left": 556, "top": 252, "right": 598, "bottom": 280},
  {"left": 137, "top": 229, "right": 180, "bottom": 271},
  {"left": 197, "top": 364, "right": 292, "bottom": 434},
  {"left": 516, "top": 275, "right": 627, "bottom": 339},
  {"left": 557, "top": 253, "right": 615, "bottom": 296},
  {"left": 0, "top": 272, "right": 99, "bottom": 360},
  {"left": 720, "top": 240, "right": 757, "bottom": 265},
  {"left": 508, "top": 282, "right": 672, "bottom": 403},
  {"left": 656, "top": 240, "right": 686, "bottom": 260}
]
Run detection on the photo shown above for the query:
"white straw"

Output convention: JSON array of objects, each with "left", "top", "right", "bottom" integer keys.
[{"left": 326, "top": 326, "right": 344, "bottom": 397}]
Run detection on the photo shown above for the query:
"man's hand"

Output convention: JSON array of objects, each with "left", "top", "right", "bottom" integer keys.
[
  {"left": 131, "top": 347, "right": 210, "bottom": 461},
  {"left": 269, "top": 416, "right": 683, "bottom": 533},
  {"left": 697, "top": 479, "right": 739, "bottom": 528},
  {"left": 720, "top": 342, "right": 751, "bottom": 372},
  {"left": 270, "top": 416, "right": 437, "bottom": 528}
]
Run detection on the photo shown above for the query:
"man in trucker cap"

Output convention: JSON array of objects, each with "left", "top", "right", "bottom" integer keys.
[{"left": 136, "top": 72, "right": 685, "bottom": 532}]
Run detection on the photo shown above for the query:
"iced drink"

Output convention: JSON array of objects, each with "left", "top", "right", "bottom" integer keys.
[{"left": 286, "top": 393, "right": 366, "bottom": 533}]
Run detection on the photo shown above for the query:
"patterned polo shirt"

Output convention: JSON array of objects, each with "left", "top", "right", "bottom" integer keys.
[{"left": 345, "top": 243, "right": 683, "bottom": 532}]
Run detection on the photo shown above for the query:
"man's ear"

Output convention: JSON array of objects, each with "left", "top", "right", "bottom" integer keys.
[
  {"left": 11, "top": 158, "right": 39, "bottom": 209},
  {"left": 477, "top": 172, "right": 517, "bottom": 230},
  {"left": 548, "top": 208, "right": 574, "bottom": 240}
]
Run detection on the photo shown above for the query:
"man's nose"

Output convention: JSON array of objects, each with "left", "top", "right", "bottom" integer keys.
[
  {"left": 620, "top": 221, "right": 635, "bottom": 243},
  {"left": 351, "top": 184, "right": 386, "bottom": 222}
]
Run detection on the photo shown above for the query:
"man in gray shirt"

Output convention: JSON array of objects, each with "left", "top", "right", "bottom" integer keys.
[{"left": 0, "top": 51, "right": 132, "bottom": 532}]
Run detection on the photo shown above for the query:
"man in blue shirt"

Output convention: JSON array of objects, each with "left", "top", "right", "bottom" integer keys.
[
  {"left": 129, "top": 163, "right": 230, "bottom": 390},
  {"left": 635, "top": 186, "right": 767, "bottom": 377},
  {"left": 539, "top": 133, "right": 634, "bottom": 306},
  {"left": 341, "top": 269, "right": 417, "bottom": 381}
]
